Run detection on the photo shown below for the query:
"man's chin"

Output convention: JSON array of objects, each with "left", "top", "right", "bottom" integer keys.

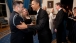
[{"left": 33, "top": 9, "right": 36, "bottom": 11}]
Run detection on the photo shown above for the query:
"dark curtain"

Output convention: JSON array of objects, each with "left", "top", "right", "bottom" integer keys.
[
  {"left": 23, "top": 0, "right": 30, "bottom": 9},
  {"left": 6, "top": 0, "right": 13, "bottom": 13}
]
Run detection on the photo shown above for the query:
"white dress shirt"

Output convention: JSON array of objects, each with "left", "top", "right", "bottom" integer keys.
[
  {"left": 58, "top": 8, "right": 62, "bottom": 11},
  {"left": 35, "top": 8, "right": 40, "bottom": 20}
]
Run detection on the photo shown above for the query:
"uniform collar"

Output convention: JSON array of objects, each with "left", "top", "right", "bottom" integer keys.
[{"left": 13, "top": 11, "right": 19, "bottom": 14}]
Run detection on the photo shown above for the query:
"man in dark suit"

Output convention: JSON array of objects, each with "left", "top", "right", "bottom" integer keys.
[
  {"left": 17, "top": 0, "right": 52, "bottom": 43},
  {"left": 54, "top": 2, "right": 66, "bottom": 43}
]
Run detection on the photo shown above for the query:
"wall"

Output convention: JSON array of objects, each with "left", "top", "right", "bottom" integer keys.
[
  {"left": 42, "top": 0, "right": 54, "bottom": 13},
  {"left": 42, "top": 0, "right": 60, "bottom": 14},
  {"left": 53, "top": 0, "right": 60, "bottom": 14},
  {"left": 73, "top": 0, "right": 76, "bottom": 8}
]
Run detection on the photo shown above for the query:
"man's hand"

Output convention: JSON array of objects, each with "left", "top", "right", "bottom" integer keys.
[
  {"left": 55, "top": 29, "right": 57, "bottom": 32},
  {"left": 16, "top": 22, "right": 27, "bottom": 29}
]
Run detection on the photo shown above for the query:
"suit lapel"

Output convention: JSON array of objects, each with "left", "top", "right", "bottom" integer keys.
[{"left": 57, "top": 9, "right": 62, "bottom": 15}]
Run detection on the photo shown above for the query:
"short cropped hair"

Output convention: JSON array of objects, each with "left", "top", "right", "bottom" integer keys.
[
  {"left": 33, "top": 0, "right": 41, "bottom": 6},
  {"left": 13, "top": 1, "right": 23, "bottom": 6},
  {"left": 56, "top": 2, "right": 62, "bottom": 7}
]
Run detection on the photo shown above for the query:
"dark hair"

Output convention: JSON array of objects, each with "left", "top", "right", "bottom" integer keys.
[
  {"left": 74, "top": 7, "right": 76, "bottom": 9},
  {"left": 33, "top": 0, "right": 41, "bottom": 6},
  {"left": 13, "top": 1, "right": 23, "bottom": 6},
  {"left": 56, "top": 2, "right": 62, "bottom": 7}
]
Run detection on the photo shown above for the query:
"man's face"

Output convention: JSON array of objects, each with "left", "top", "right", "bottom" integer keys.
[
  {"left": 17, "top": 4, "right": 23, "bottom": 13},
  {"left": 55, "top": 4, "right": 59, "bottom": 10},
  {"left": 31, "top": 1, "right": 39, "bottom": 11},
  {"left": 74, "top": 9, "right": 76, "bottom": 13}
]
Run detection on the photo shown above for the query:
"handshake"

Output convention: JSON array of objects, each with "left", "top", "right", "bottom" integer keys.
[{"left": 16, "top": 21, "right": 34, "bottom": 29}]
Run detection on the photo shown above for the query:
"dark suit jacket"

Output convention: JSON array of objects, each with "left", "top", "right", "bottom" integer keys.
[
  {"left": 28, "top": 8, "right": 52, "bottom": 43},
  {"left": 54, "top": 9, "right": 67, "bottom": 43},
  {"left": 55, "top": 9, "right": 65, "bottom": 30}
]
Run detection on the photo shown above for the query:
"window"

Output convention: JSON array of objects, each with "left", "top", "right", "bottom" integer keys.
[{"left": 0, "top": 0, "right": 7, "bottom": 17}]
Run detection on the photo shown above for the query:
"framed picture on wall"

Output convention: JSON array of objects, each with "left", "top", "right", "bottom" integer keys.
[{"left": 47, "top": 1, "right": 53, "bottom": 8}]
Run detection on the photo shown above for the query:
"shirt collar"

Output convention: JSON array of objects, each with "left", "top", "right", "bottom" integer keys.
[
  {"left": 58, "top": 8, "right": 62, "bottom": 11},
  {"left": 37, "top": 8, "right": 40, "bottom": 14}
]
